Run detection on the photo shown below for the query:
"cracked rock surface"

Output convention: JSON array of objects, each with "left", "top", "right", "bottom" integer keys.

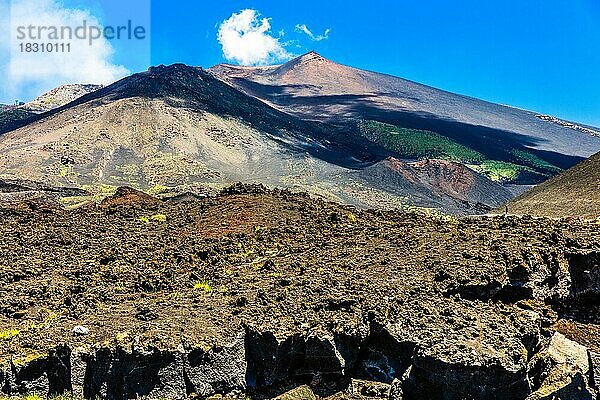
[{"left": 0, "top": 186, "right": 598, "bottom": 399}]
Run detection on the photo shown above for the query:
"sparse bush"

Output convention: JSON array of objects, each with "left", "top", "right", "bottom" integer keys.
[
  {"left": 150, "top": 214, "right": 167, "bottom": 222},
  {"left": 0, "top": 328, "right": 19, "bottom": 340},
  {"left": 147, "top": 184, "right": 170, "bottom": 195},
  {"left": 139, "top": 214, "right": 167, "bottom": 223},
  {"left": 193, "top": 280, "right": 213, "bottom": 293}
]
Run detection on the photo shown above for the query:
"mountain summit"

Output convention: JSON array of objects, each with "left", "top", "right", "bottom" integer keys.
[
  {"left": 210, "top": 52, "right": 600, "bottom": 187},
  {"left": 0, "top": 61, "right": 515, "bottom": 214},
  {"left": 1, "top": 53, "right": 599, "bottom": 214}
]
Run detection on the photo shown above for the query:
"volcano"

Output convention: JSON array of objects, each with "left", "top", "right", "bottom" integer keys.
[
  {"left": 210, "top": 52, "right": 600, "bottom": 186},
  {"left": 0, "top": 63, "right": 512, "bottom": 214}
]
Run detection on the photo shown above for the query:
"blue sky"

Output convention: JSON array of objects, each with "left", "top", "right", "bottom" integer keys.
[
  {"left": 3, "top": 0, "right": 600, "bottom": 127},
  {"left": 150, "top": 0, "right": 600, "bottom": 127}
]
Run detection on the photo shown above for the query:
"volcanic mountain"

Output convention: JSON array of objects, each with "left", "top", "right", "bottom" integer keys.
[
  {"left": 503, "top": 150, "right": 600, "bottom": 219},
  {"left": 0, "top": 63, "right": 509, "bottom": 214},
  {"left": 210, "top": 52, "right": 600, "bottom": 186},
  {"left": 24, "top": 83, "right": 104, "bottom": 113},
  {"left": 0, "top": 84, "right": 101, "bottom": 133}
]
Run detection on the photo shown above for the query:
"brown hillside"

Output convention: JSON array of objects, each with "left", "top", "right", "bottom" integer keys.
[{"left": 503, "top": 151, "right": 600, "bottom": 219}]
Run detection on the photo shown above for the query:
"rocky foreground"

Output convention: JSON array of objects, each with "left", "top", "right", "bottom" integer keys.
[{"left": 0, "top": 185, "right": 598, "bottom": 399}]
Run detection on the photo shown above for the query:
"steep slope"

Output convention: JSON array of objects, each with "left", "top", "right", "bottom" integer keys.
[
  {"left": 24, "top": 83, "right": 103, "bottom": 113},
  {"left": 210, "top": 52, "right": 600, "bottom": 185},
  {"left": 0, "top": 64, "right": 508, "bottom": 214},
  {"left": 503, "top": 151, "right": 600, "bottom": 219},
  {"left": 0, "top": 84, "right": 102, "bottom": 133}
]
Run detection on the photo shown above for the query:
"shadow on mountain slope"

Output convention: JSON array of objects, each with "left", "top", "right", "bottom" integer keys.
[
  {"left": 224, "top": 78, "right": 583, "bottom": 184},
  {"left": 1, "top": 65, "right": 387, "bottom": 170}
]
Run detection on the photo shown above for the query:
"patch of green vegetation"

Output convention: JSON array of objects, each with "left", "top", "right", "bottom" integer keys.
[
  {"left": 80, "top": 183, "right": 118, "bottom": 196},
  {"left": 359, "top": 120, "right": 484, "bottom": 163},
  {"left": 60, "top": 184, "right": 119, "bottom": 209},
  {"left": 193, "top": 280, "right": 213, "bottom": 293},
  {"left": 147, "top": 184, "right": 171, "bottom": 195},
  {"left": 0, "top": 328, "right": 19, "bottom": 340},
  {"left": 150, "top": 214, "right": 167, "bottom": 222},
  {"left": 58, "top": 165, "right": 70, "bottom": 178},
  {"left": 469, "top": 160, "right": 526, "bottom": 182},
  {"left": 142, "top": 152, "right": 215, "bottom": 186},
  {"left": 50, "top": 163, "right": 79, "bottom": 183},
  {"left": 347, "top": 212, "right": 357, "bottom": 222},
  {"left": 59, "top": 184, "right": 118, "bottom": 208},
  {"left": 511, "top": 149, "right": 562, "bottom": 173},
  {"left": 59, "top": 196, "right": 92, "bottom": 209},
  {"left": 139, "top": 214, "right": 167, "bottom": 224}
]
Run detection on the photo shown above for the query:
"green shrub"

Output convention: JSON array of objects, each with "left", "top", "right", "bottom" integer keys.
[
  {"left": 359, "top": 120, "right": 483, "bottom": 163},
  {"left": 0, "top": 328, "right": 19, "bottom": 340},
  {"left": 193, "top": 280, "right": 213, "bottom": 293},
  {"left": 469, "top": 160, "right": 525, "bottom": 182}
]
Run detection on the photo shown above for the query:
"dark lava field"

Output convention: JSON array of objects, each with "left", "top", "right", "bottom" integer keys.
[{"left": 0, "top": 185, "right": 598, "bottom": 399}]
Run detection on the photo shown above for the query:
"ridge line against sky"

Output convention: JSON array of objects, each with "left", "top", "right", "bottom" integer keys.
[{"left": 1, "top": 0, "right": 599, "bottom": 127}]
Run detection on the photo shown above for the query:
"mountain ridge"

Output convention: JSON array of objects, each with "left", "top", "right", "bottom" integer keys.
[
  {"left": 209, "top": 52, "right": 600, "bottom": 183},
  {"left": 0, "top": 53, "right": 595, "bottom": 215},
  {"left": 0, "top": 62, "right": 510, "bottom": 214}
]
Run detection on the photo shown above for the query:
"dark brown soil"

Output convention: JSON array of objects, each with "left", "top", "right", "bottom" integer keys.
[{"left": 0, "top": 186, "right": 598, "bottom": 388}]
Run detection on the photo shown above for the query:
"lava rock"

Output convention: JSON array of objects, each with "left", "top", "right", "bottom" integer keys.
[
  {"left": 184, "top": 332, "right": 247, "bottom": 397},
  {"left": 527, "top": 332, "right": 595, "bottom": 400},
  {"left": 273, "top": 385, "right": 317, "bottom": 400},
  {"left": 72, "top": 325, "right": 89, "bottom": 336},
  {"left": 348, "top": 379, "right": 391, "bottom": 398}
]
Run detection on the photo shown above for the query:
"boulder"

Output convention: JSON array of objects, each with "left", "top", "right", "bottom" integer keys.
[
  {"left": 380, "top": 299, "right": 540, "bottom": 400},
  {"left": 2, "top": 346, "right": 70, "bottom": 396},
  {"left": 273, "top": 385, "right": 317, "bottom": 400},
  {"left": 83, "top": 346, "right": 186, "bottom": 400},
  {"left": 348, "top": 379, "right": 390, "bottom": 398},
  {"left": 184, "top": 333, "right": 247, "bottom": 397},
  {"left": 590, "top": 351, "right": 600, "bottom": 390},
  {"left": 528, "top": 333, "right": 595, "bottom": 400},
  {"left": 566, "top": 252, "right": 600, "bottom": 298},
  {"left": 245, "top": 329, "right": 349, "bottom": 387}
]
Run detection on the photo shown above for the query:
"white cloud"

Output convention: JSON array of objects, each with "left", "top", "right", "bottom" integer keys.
[
  {"left": 1, "top": 0, "right": 129, "bottom": 102},
  {"left": 217, "top": 9, "right": 293, "bottom": 66},
  {"left": 295, "top": 24, "right": 330, "bottom": 41}
]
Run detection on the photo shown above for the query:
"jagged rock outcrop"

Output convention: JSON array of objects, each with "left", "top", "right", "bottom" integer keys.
[
  {"left": 566, "top": 252, "right": 600, "bottom": 299},
  {"left": 527, "top": 333, "right": 595, "bottom": 400},
  {"left": 184, "top": 333, "right": 247, "bottom": 397},
  {"left": 274, "top": 385, "right": 317, "bottom": 400},
  {"left": 1, "top": 190, "right": 599, "bottom": 400},
  {"left": 0, "top": 309, "right": 597, "bottom": 399}
]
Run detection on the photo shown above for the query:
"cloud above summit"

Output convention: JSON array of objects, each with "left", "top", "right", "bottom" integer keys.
[{"left": 217, "top": 9, "right": 293, "bottom": 66}]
